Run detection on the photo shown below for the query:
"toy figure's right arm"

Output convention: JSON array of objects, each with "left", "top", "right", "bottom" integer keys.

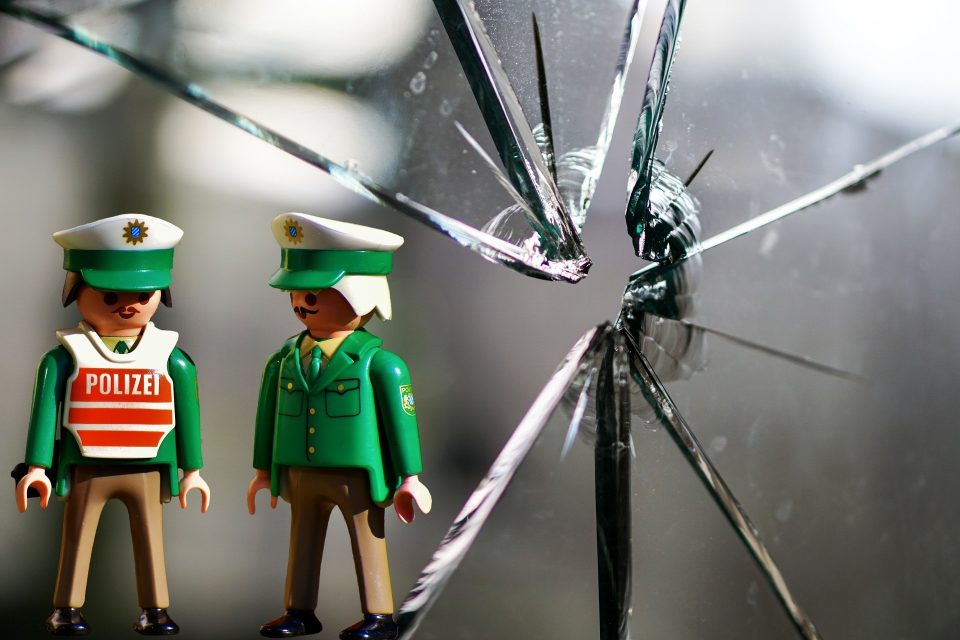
[
  {"left": 18, "top": 347, "right": 71, "bottom": 512},
  {"left": 252, "top": 351, "right": 282, "bottom": 471},
  {"left": 24, "top": 347, "right": 71, "bottom": 468},
  {"left": 248, "top": 351, "right": 282, "bottom": 514}
]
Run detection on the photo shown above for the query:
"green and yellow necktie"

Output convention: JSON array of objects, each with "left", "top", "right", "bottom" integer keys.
[{"left": 307, "top": 345, "right": 322, "bottom": 384}]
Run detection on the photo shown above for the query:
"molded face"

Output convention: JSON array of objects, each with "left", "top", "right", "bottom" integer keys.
[
  {"left": 290, "top": 289, "right": 366, "bottom": 339},
  {"left": 75, "top": 285, "right": 161, "bottom": 336}
]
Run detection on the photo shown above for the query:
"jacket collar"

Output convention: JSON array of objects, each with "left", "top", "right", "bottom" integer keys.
[
  {"left": 80, "top": 321, "right": 154, "bottom": 363},
  {"left": 288, "top": 329, "right": 381, "bottom": 391}
]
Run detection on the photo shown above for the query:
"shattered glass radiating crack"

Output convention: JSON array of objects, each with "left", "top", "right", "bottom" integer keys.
[
  {"left": 3, "top": 0, "right": 959, "bottom": 638},
  {"left": 392, "top": 1, "right": 958, "bottom": 637}
]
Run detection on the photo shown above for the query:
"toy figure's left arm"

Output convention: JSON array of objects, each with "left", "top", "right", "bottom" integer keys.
[
  {"left": 371, "top": 350, "right": 432, "bottom": 523},
  {"left": 169, "top": 347, "right": 210, "bottom": 512}
]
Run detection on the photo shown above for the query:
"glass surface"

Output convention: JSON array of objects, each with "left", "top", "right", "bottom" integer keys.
[
  {"left": 401, "top": 327, "right": 607, "bottom": 639},
  {"left": 0, "top": 1, "right": 959, "bottom": 638},
  {"left": 1, "top": 0, "right": 645, "bottom": 280}
]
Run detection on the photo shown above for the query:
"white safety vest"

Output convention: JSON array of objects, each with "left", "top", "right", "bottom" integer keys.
[{"left": 58, "top": 322, "right": 178, "bottom": 459}]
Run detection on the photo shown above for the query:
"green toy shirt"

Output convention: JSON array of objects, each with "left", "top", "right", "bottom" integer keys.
[
  {"left": 23, "top": 344, "right": 204, "bottom": 498},
  {"left": 252, "top": 329, "right": 423, "bottom": 505}
]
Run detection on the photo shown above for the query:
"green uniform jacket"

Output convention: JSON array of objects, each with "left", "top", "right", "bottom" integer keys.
[
  {"left": 22, "top": 345, "right": 204, "bottom": 498},
  {"left": 252, "top": 329, "right": 423, "bottom": 505}
]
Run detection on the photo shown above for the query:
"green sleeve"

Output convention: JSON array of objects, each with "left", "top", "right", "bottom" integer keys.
[
  {"left": 253, "top": 351, "right": 283, "bottom": 471},
  {"left": 169, "top": 347, "right": 204, "bottom": 471},
  {"left": 24, "top": 346, "right": 72, "bottom": 468},
  {"left": 371, "top": 349, "right": 423, "bottom": 478}
]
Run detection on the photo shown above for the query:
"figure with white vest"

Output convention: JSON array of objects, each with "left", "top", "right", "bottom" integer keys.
[
  {"left": 14, "top": 214, "right": 211, "bottom": 636},
  {"left": 247, "top": 213, "right": 432, "bottom": 640}
]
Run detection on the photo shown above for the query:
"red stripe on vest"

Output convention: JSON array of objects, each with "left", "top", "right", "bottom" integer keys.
[
  {"left": 68, "top": 407, "right": 174, "bottom": 425},
  {"left": 76, "top": 430, "right": 166, "bottom": 447},
  {"left": 70, "top": 368, "right": 172, "bottom": 402}
]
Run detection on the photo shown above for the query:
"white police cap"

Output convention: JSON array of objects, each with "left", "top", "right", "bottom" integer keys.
[
  {"left": 269, "top": 212, "right": 403, "bottom": 320},
  {"left": 53, "top": 213, "right": 183, "bottom": 291}
]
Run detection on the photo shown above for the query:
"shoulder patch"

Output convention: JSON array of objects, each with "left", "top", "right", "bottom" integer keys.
[{"left": 400, "top": 384, "right": 416, "bottom": 416}]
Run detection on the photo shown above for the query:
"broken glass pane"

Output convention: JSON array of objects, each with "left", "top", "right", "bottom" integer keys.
[
  {"left": 2, "top": 0, "right": 960, "bottom": 638},
  {"left": 0, "top": 0, "right": 644, "bottom": 281}
]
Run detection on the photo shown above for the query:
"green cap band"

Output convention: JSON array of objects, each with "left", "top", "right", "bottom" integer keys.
[
  {"left": 63, "top": 249, "right": 174, "bottom": 292},
  {"left": 280, "top": 249, "right": 392, "bottom": 275},
  {"left": 64, "top": 249, "right": 174, "bottom": 272},
  {"left": 269, "top": 249, "right": 392, "bottom": 290}
]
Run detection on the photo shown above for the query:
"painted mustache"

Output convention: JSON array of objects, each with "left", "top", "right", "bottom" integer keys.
[
  {"left": 112, "top": 306, "right": 139, "bottom": 320},
  {"left": 294, "top": 306, "right": 318, "bottom": 319}
]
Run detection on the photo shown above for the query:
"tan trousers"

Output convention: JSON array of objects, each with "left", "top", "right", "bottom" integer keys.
[
  {"left": 54, "top": 466, "right": 169, "bottom": 609},
  {"left": 284, "top": 468, "right": 394, "bottom": 614}
]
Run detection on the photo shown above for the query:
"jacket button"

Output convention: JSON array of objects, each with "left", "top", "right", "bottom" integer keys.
[
  {"left": 309, "top": 408, "right": 316, "bottom": 415},
  {"left": 287, "top": 382, "right": 294, "bottom": 390},
  {"left": 308, "top": 446, "right": 315, "bottom": 454},
  {"left": 309, "top": 427, "right": 316, "bottom": 434},
  {"left": 337, "top": 383, "right": 345, "bottom": 392}
]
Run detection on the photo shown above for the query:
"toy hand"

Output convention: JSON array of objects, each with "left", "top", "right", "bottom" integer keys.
[
  {"left": 179, "top": 469, "right": 211, "bottom": 512},
  {"left": 394, "top": 475, "right": 432, "bottom": 524},
  {"left": 247, "top": 469, "right": 276, "bottom": 514},
  {"left": 16, "top": 465, "right": 51, "bottom": 513}
]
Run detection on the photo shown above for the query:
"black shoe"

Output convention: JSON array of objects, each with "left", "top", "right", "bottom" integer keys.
[
  {"left": 134, "top": 608, "right": 179, "bottom": 635},
  {"left": 259, "top": 610, "right": 323, "bottom": 638},
  {"left": 339, "top": 614, "right": 398, "bottom": 640},
  {"left": 45, "top": 608, "right": 90, "bottom": 636}
]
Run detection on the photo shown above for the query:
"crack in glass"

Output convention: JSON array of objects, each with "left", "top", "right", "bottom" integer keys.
[
  {"left": 3, "top": 1, "right": 959, "bottom": 638},
  {"left": 625, "top": 0, "right": 686, "bottom": 260},
  {"left": 431, "top": 0, "right": 584, "bottom": 266},
  {"left": 0, "top": 0, "right": 646, "bottom": 282},
  {"left": 393, "top": 0, "right": 960, "bottom": 635},
  {"left": 630, "top": 120, "right": 960, "bottom": 282},
  {"left": 397, "top": 326, "right": 610, "bottom": 636}
]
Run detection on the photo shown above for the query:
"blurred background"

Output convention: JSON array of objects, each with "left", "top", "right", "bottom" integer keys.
[{"left": 1, "top": 1, "right": 959, "bottom": 638}]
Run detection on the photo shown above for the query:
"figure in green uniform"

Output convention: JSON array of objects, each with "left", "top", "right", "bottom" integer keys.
[
  {"left": 14, "top": 214, "right": 211, "bottom": 636},
  {"left": 247, "top": 213, "right": 432, "bottom": 640}
]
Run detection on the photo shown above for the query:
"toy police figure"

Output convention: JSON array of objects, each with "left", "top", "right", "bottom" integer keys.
[
  {"left": 15, "top": 214, "right": 211, "bottom": 636},
  {"left": 247, "top": 213, "right": 432, "bottom": 640}
]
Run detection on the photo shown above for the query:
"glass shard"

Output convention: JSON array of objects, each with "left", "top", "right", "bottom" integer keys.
[
  {"left": 593, "top": 334, "right": 633, "bottom": 640},
  {"left": 470, "top": 0, "right": 648, "bottom": 233},
  {"left": 625, "top": 0, "right": 687, "bottom": 259},
  {"left": 431, "top": 0, "right": 582, "bottom": 265},
  {"left": 397, "top": 325, "right": 612, "bottom": 637},
  {"left": 531, "top": 15, "right": 557, "bottom": 185}
]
